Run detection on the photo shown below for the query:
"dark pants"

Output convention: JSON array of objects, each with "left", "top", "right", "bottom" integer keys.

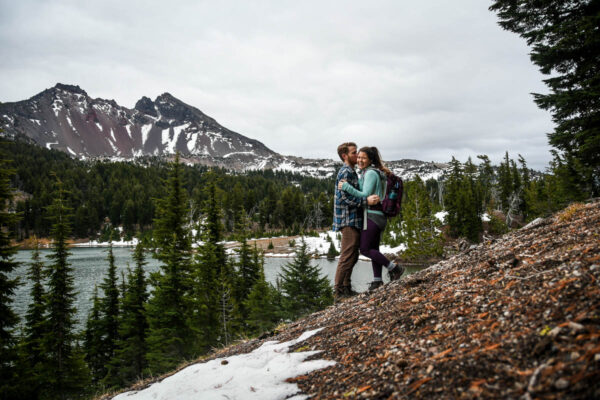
[
  {"left": 334, "top": 226, "right": 361, "bottom": 289},
  {"left": 360, "top": 218, "right": 390, "bottom": 279}
]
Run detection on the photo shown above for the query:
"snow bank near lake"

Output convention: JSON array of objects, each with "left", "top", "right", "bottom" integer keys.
[
  {"left": 73, "top": 238, "right": 139, "bottom": 247},
  {"left": 112, "top": 328, "right": 334, "bottom": 400},
  {"left": 255, "top": 231, "right": 406, "bottom": 259},
  {"left": 299, "top": 231, "right": 406, "bottom": 260},
  {"left": 71, "top": 230, "right": 407, "bottom": 259}
]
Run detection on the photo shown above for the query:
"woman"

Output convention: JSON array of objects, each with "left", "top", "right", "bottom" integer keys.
[{"left": 338, "top": 146, "right": 404, "bottom": 290}]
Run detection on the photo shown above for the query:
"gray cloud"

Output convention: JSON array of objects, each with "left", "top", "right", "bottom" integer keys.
[{"left": 0, "top": 0, "right": 554, "bottom": 169}]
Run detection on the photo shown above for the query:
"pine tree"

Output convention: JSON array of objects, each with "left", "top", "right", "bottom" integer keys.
[
  {"left": 217, "top": 266, "right": 236, "bottom": 347},
  {"left": 0, "top": 157, "right": 20, "bottom": 400},
  {"left": 152, "top": 153, "right": 192, "bottom": 268},
  {"left": 233, "top": 238, "right": 260, "bottom": 325},
  {"left": 19, "top": 240, "right": 47, "bottom": 399},
  {"left": 191, "top": 240, "right": 220, "bottom": 352},
  {"left": 43, "top": 176, "right": 89, "bottom": 398},
  {"left": 84, "top": 286, "right": 104, "bottom": 384},
  {"left": 100, "top": 240, "right": 119, "bottom": 364},
  {"left": 96, "top": 241, "right": 120, "bottom": 383},
  {"left": 244, "top": 252, "right": 280, "bottom": 336},
  {"left": 498, "top": 152, "right": 513, "bottom": 213},
  {"left": 146, "top": 236, "right": 193, "bottom": 373},
  {"left": 201, "top": 171, "right": 226, "bottom": 266},
  {"left": 444, "top": 157, "right": 463, "bottom": 237},
  {"left": 444, "top": 157, "right": 483, "bottom": 242},
  {"left": 326, "top": 241, "right": 339, "bottom": 260},
  {"left": 518, "top": 154, "right": 532, "bottom": 221},
  {"left": 190, "top": 172, "right": 230, "bottom": 351},
  {"left": 490, "top": 0, "right": 600, "bottom": 195},
  {"left": 463, "top": 157, "right": 483, "bottom": 241},
  {"left": 146, "top": 154, "right": 193, "bottom": 374},
  {"left": 104, "top": 242, "right": 148, "bottom": 388},
  {"left": 401, "top": 177, "right": 443, "bottom": 260},
  {"left": 476, "top": 154, "right": 495, "bottom": 209},
  {"left": 279, "top": 239, "right": 333, "bottom": 320}
]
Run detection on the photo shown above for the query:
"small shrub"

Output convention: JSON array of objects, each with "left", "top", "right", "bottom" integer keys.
[
  {"left": 267, "top": 241, "right": 274, "bottom": 250},
  {"left": 557, "top": 203, "right": 585, "bottom": 222},
  {"left": 326, "top": 242, "right": 339, "bottom": 260},
  {"left": 488, "top": 214, "right": 509, "bottom": 236},
  {"left": 288, "top": 239, "right": 296, "bottom": 247}
]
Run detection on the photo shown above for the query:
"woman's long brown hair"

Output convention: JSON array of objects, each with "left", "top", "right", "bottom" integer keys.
[{"left": 359, "top": 146, "right": 392, "bottom": 177}]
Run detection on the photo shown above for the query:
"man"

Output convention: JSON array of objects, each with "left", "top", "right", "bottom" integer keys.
[{"left": 333, "top": 142, "right": 379, "bottom": 300}]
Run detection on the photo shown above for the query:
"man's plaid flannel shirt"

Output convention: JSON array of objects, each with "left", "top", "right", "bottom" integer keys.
[{"left": 333, "top": 164, "right": 367, "bottom": 231}]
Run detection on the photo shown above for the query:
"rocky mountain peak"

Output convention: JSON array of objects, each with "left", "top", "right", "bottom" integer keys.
[
  {"left": 134, "top": 96, "right": 157, "bottom": 117},
  {"left": 0, "top": 83, "right": 278, "bottom": 165},
  {"left": 53, "top": 83, "right": 88, "bottom": 96},
  {"left": 153, "top": 92, "right": 200, "bottom": 122}
]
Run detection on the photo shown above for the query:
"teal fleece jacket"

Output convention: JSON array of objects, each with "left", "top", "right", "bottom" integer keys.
[{"left": 341, "top": 167, "right": 385, "bottom": 216}]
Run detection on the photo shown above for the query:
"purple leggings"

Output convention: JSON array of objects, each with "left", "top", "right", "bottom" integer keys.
[{"left": 360, "top": 218, "right": 391, "bottom": 279}]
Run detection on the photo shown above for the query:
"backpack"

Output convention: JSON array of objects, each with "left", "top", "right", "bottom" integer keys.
[{"left": 381, "top": 173, "right": 403, "bottom": 217}]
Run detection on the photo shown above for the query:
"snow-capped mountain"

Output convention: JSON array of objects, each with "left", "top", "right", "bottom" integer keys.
[
  {"left": 0, "top": 84, "right": 448, "bottom": 180},
  {"left": 0, "top": 83, "right": 276, "bottom": 167}
]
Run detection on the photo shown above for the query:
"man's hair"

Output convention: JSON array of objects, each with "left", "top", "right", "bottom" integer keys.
[{"left": 337, "top": 142, "right": 357, "bottom": 161}]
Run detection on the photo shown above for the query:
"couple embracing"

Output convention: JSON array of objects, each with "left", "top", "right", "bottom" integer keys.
[{"left": 333, "top": 142, "right": 404, "bottom": 300}]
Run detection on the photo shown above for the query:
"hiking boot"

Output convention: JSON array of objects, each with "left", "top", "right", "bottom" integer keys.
[
  {"left": 368, "top": 280, "right": 383, "bottom": 291},
  {"left": 334, "top": 286, "right": 345, "bottom": 302},
  {"left": 342, "top": 286, "right": 358, "bottom": 297},
  {"left": 388, "top": 264, "right": 405, "bottom": 281}
]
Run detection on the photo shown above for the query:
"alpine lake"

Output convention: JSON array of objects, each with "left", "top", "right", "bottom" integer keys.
[{"left": 10, "top": 246, "right": 424, "bottom": 329}]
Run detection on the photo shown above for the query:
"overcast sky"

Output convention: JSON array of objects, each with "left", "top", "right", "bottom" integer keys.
[{"left": 0, "top": 0, "right": 554, "bottom": 169}]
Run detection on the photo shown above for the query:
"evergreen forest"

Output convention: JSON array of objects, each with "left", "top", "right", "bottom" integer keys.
[{"left": 0, "top": 152, "right": 334, "bottom": 399}]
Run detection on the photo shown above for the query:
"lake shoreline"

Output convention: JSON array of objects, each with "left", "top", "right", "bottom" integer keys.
[{"left": 12, "top": 233, "right": 421, "bottom": 263}]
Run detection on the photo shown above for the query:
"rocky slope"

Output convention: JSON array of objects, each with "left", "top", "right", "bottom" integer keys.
[
  {"left": 114, "top": 199, "right": 599, "bottom": 399},
  {"left": 1, "top": 84, "right": 448, "bottom": 179}
]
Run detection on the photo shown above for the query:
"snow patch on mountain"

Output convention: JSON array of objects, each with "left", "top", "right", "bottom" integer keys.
[{"left": 141, "top": 124, "right": 152, "bottom": 145}]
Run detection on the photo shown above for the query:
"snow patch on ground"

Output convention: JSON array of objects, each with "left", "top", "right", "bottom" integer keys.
[
  {"left": 46, "top": 142, "right": 58, "bottom": 150},
  {"left": 112, "top": 328, "right": 334, "bottom": 400},
  {"left": 73, "top": 238, "right": 139, "bottom": 247},
  {"left": 435, "top": 211, "right": 448, "bottom": 223},
  {"left": 66, "top": 147, "right": 76, "bottom": 156},
  {"left": 261, "top": 231, "right": 406, "bottom": 260}
]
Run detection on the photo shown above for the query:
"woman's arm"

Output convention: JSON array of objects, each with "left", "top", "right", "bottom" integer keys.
[{"left": 342, "top": 170, "right": 378, "bottom": 198}]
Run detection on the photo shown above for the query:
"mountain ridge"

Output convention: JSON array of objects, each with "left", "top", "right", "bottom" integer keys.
[{"left": 1, "top": 83, "right": 448, "bottom": 180}]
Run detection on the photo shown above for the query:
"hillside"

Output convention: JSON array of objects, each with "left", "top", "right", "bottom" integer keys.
[{"left": 105, "top": 199, "right": 600, "bottom": 399}]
